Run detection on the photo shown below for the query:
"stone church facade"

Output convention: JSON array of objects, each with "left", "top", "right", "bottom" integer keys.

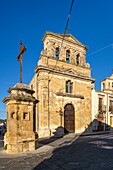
[{"left": 30, "top": 32, "right": 95, "bottom": 138}]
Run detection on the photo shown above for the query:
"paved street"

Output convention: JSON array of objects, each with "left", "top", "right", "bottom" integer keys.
[{"left": 1, "top": 133, "right": 113, "bottom": 169}]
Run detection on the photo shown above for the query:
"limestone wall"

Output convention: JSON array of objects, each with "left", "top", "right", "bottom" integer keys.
[
  {"left": 30, "top": 32, "right": 95, "bottom": 137},
  {"left": 36, "top": 70, "right": 93, "bottom": 137}
]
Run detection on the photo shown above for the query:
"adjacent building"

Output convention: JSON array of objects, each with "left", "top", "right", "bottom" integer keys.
[{"left": 92, "top": 74, "right": 113, "bottom": 131}]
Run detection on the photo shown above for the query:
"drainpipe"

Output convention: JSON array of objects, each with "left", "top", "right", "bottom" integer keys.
[
  {"left": 48, "top": 73, "right": 51, "bottom": 136},
  {"left": 106, "top": 93, "right": 109, "bottom": 130}
]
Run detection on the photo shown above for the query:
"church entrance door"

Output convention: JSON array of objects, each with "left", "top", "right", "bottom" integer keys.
[{"left": 64, "top": 104, "right": 75, "bottom": 133}]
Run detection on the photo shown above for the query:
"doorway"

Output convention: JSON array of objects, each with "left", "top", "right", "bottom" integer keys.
[{"left": 64, "top": 104, "right": 75, "bottom": 133}]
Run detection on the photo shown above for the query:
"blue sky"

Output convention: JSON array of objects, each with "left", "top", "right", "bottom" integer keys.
[{"left": 1, "top": 0, "right": 113, "bottom": 119}]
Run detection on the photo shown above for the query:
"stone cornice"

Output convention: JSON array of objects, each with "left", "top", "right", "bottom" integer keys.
[
  {"left": 8, "top": 83, "right": 35, "bottom": 95},
  {"left": 101, "top": 74, "right": 113, "bottom": 82},
  {"left": 8, "top": 87, "right": 35, "bottom": 95},
  {"left": 95, "top": 89, "right": 113, "bottom": 96},
  {"left": 2, "top": 95, "right": 38, "bottom": 104},
  {"left": 35, "top": 65, "right": 95, "bottom": 83},
  {"left": 56, "top": 92, "right": 84, "bottom": 99},
  {"left": 39, "top": 54, "right": 91, "bottom": 70},
  {"left": 2, "top": 83, "right": 39, "bottom": 104}
]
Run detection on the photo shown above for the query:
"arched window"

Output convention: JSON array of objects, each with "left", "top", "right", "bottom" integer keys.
[
  {"left": 66, "top": 50, "right": 70, "bottom": 62},
  {"left": 76, "top": 54, "right": 80, "bottom": 65},
  {"left": 103, "top": 83, "right": 105, "bottom": 89},
  {"left": 31, "top": 84, "right": 33, "bottom": 90},
  {"left": 55, "top": 47, "right": 59, "bottom": 60},
  {"left": 108, "top": 82, "right": 110, "bottom": 88},
  {"left": 66, "top": 80, "right": 72, "bottom": 93}
]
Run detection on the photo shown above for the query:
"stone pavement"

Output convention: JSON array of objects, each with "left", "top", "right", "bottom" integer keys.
[
  {"left": 1, "top": 132, "right": 113, "bottom": 169},
  {"left": 0, "top": 133, "right": 78, "bottom": 169}
]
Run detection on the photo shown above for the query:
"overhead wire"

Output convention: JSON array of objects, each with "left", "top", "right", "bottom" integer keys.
[
  {"left": 49, "top": 0, "right": 74, "bottom": 82},
  {"left": 87, "top": 43, "right": 113, "bottom": 56},
  {"left": 60, "top": 0, "right": 74, "bottom": 49},
  {"left": 88, "top": 26, "right": 113, "bottom": 57}
]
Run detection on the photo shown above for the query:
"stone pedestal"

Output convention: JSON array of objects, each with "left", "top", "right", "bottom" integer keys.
[{"left": 3, "top": 83, "right": 38, "bottom": 154}]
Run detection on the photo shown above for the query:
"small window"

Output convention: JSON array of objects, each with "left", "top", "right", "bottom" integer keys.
[
  {"left": 23, "top": 112, "right": 29, "bottom": 120},
  {"left": 55, "top": 47, "right": 59, "bottom": 60},
  {"left": 109, "top": 100, "right": 113, "bottom": 111},
  {"left": 110, "top": 100, "right": 113, "bottom": 106},
  {"left": 99, "top": 98, "right": 103, "bottom": 111},
  {"left": 10, "top": 112, "right": 15, "bottom": 119},
  {"left": 76, "top": 54, "right": 80, "bottom": 65},
  {"left": 103, "top": 83, "right": 105, "bottom": 89},
  {"left": 66, "top": 80, "right": 72, "bottom": 93},
  {"left": 66, "top": 50, "right": 70, "bottom": 62},
  {"left": 31, "top": 84, "right": 33, "bottom": 90},
  {"left": 108, "top": 82, "right": 110, "bottom": 88},
  {"left": 112, "top": 82, "right": 113, "bottom": 88}
]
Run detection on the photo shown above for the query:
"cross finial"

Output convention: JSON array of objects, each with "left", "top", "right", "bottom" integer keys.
[
  {"left": 17, "top": 40, "right": 26, "bottom": 83},
  {"left": 20, "top": 40, "right": 22, "bottom": 45}
]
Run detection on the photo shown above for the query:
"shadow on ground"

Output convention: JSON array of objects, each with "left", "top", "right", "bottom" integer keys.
[
  {"left": 0, "top": 120, "right": 112, "bottom": 169},
  {"left": 33, "top": 119, "right": 112, "bottom": 170},
  {"left": 38, "top": 126, "right": 66, "bottom": 147},
  {"left": 33, "top": 133, "right": 113, "bottom": 170},
  {"left": 38, "top": 136, "right": 63, "bottom": 146}
]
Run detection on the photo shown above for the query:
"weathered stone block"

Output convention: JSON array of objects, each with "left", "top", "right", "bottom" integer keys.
[{"left": 3, "top": 83, "right": 39, "bottom": 154}]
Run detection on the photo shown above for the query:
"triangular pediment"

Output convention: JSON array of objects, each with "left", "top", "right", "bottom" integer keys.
[
  {"left": 65, "top": 68, "right": 77, "bottom": 75},
  {"left": 64, "top": 68, "right": 86, "bottom": 77},
  {"left": 109, "top": 74, "right": 113, "bottom": 79},
  {"left": 58, "top": 33, "right": 85, "bottom": 47},
  {"left": 102, "top": 74, "right": 113, "bottom": 82},
  {"left": 42, "top": 32, "right": 87, "bottom": 49}
]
